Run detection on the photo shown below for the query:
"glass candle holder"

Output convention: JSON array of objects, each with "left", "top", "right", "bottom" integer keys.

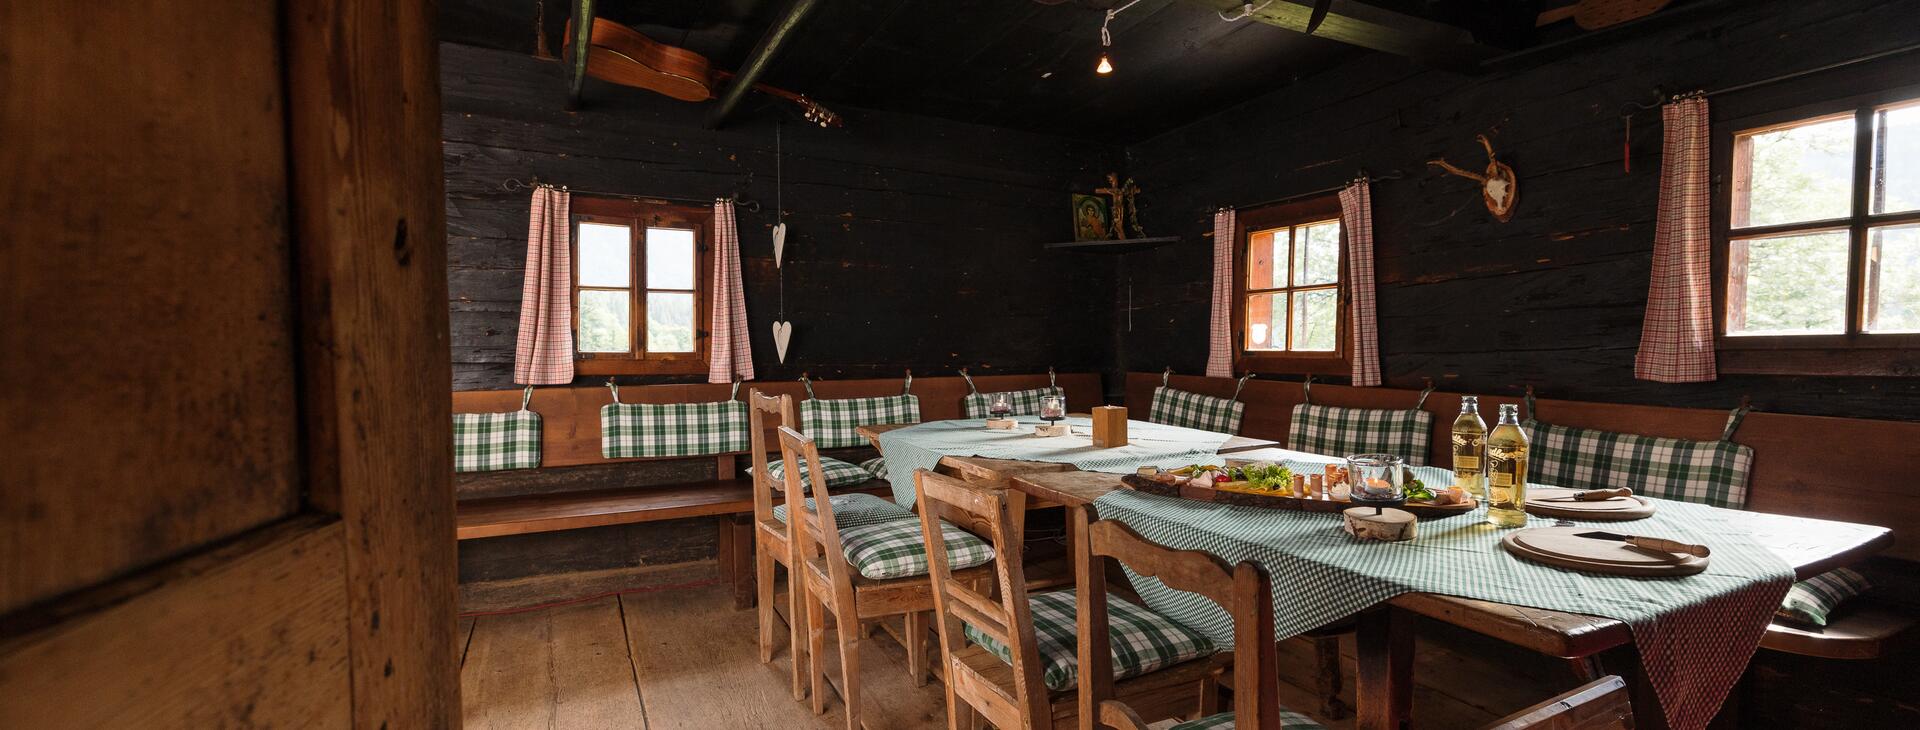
[
  {"left": 1038, "top": 395, "right": 1066, "bottom": 423},
  {"left": 1345, "top": 453, "right": 1406, "bottom": 511},
  {"left": 988, "top": 393, "right": 1013, "bottom": 418}
]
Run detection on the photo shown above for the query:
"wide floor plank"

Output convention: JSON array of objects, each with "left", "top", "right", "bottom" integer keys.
[{"left": 461, "top": 597, "right": 645, "bottom": 729}]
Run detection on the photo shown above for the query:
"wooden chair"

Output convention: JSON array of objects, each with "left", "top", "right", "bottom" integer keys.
[
  {"left": 780, "top": 427, "right": 994, "bottom": 730},
  {"left": 747, "top": 389, "right": 810, "bottom": 700},
  {"left": 918, "top": 469, "right": 1228, "bottom": 730}
]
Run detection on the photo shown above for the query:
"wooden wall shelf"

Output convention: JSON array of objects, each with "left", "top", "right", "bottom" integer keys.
[{"left": 1042, "top": 235, "right": 1180, "bottom": 254}]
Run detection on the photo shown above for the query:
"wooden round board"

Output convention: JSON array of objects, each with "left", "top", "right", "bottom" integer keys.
[
  {"left": 1119, "top": 475, "right": 1478, "bottom": 519},
  {"left": 1524, "top": 487, "right": 1655, "bottom": 521},
  {"left": 1502, "top": 527, "right": 1708, "bottom": 576}
]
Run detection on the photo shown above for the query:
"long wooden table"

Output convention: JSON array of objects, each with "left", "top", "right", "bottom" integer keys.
[{"left": 858, "top": 423, "right": 1895, "bottom": 730}]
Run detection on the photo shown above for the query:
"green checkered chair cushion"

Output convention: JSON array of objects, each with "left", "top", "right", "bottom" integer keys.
[
  {"left": 1148, "top": 386, "right": 1246, "bottom": 434},
  {"left": 963, "top": 386, "right": 1066, "bottom": 418},
  {"left": 963, "top": 590, "right": 1216, "bottom": 692},
  {"left": 1173, "top": 710, "right": 1327, "bottom": 730},
  {"left": 836, "top": 518, "right": 995, "bottom": 581},
  {"left": 772, "top": 492, "right": 915, "bottom": 530},
  {"left": 801, "top": 394, "right": 921, "bottom": 449},
  {"left": 1777, "top": 568, "right": 1872, "bottom": 627},
  {"left": 601, "top": 400, "right": 750, "bottom": 458},
  {"left": 859, "top": 456, "right": 888, "bottom": 480},
  {"left": 452, "top": 410, "right": 542, "bottom": 472},
  {"left": 757, "top": 456, "right": 875, "bottom": 491},
  {"left": 1523, "top": 418, "right": 1754, "bottom": 508},
  {"left": 1286, "top": 403, "right": 1436, "bottom": 465}
]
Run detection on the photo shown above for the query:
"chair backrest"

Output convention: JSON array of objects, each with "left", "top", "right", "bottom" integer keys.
[
  {"left": 777, "top": 426, "right": 858, "bottom": 591},
  {"left": 913, "top": 469, "right": 1045, "bottom": 729},
  {"left": 1484, "top": 675, "right": 1633, "bottom": 730},
  {"left": 1077, "top": 512, "right": 1278, "bottom": 730},
  {"left": 747, "top": 388, "right": 797, "bottom": 524}
]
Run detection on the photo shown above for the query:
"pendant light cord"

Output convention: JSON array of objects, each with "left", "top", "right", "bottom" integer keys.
[
  {"left": 776, "top": 121, "right": 785, "bottom": 320},
  {"left": 1101, "top": 0, "right": 1144, "bottom": 47}
]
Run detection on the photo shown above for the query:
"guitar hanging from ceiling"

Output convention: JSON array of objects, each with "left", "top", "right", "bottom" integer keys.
[{"left": 564, "top": 17, "right": 843, "bottom": 128}]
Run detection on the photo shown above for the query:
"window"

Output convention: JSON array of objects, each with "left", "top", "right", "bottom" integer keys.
[
  {"left": 571, "top": 196, "right": 711, "bottom": 375},
  {"left": 1234, "top": 195, "right": 1349, "bottom": 375},
  {"left": 1716, "top": 88, "right": 1920, "bottom": 375}
]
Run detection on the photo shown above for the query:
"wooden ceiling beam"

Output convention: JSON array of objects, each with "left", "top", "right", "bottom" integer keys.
[
  {"left": 1181, "top": 0, "right": 1508, "bottom": 71},
  {"left": 706, "top": 0, "right": 824, "bottom": 129},
  {"left": 564, "top": 0, "right": 595, "bottom": 109}
]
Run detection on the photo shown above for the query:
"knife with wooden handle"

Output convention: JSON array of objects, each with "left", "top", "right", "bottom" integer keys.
[
  {"left": 1575, "top": 530, "right": 1711, "bottom": 557},
  {"left": 1537, "top": 487, "right": 1634, "bottom": 502}
]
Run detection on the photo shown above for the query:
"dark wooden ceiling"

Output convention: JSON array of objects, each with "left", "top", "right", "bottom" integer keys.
[{"left": 437, "top": 1, "right": 1571, "bottom": 142}]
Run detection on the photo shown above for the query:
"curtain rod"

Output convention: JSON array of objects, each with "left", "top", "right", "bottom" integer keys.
[
  {"left": 501, "top": 178, "right": 762, "bottom": 213},
  {"left": 1629, "top": 41, "right": 1920, "bottom": 110},
  {"left": 1211, "top": 171, "right": 1404, "bottom": 214}
]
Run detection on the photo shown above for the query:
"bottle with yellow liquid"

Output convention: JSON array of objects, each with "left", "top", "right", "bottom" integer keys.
[
  {"left": 1451, "top": 396, "right": 1487, "bottom": 499},
  {"left": 1485, "top": 403, "right": 1530, "bottom": 527}
]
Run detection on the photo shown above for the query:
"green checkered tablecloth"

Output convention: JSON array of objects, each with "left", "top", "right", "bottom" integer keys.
[
  {"left": 1092, "top": 453, "right": 1793, "bottom": 730},
  {"left": 874, "top": 416, "right": 1234, "bottom": 507}
]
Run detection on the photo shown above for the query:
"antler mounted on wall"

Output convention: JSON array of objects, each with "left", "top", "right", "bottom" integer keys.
[{"left": 1429, "top": 134, "right": 1518, "bottom": 222}]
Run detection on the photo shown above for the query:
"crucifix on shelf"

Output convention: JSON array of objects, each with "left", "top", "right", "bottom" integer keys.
[{"left": 1094, "top": 173, "right": 1143, "bottom": 240}]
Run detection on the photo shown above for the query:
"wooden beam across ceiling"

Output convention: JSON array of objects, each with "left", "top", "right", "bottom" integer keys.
[
  {"left": 1180, "top": 0, "right": 1507, "bottom": 71},
  {"left": 564, "top": 0, "right": 595, "bottom": 109},
  {"left": 706, "top": 0, "right": 824, "bottom": 129}
]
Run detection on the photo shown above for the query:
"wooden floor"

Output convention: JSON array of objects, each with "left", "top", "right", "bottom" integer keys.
[{"left": 458, "top": 578, "right": 1573, "bottom": 729}]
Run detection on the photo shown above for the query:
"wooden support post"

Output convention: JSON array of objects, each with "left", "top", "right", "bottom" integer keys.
[
  {"left": 564, "top": 0, "right": 595, "bottom": 110},
  {"left": 1355, "top": 607, "right": 1413, "bottom": 730},
  {"left": 719, "top": 514, "right": 756, "bottom": 610}
]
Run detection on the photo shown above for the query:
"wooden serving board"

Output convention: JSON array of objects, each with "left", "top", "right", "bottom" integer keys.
[
  {"left": 1501, "top": 527, "right": 1708, "bottom": 576},
  {"left": 1524, "top": 487, "right": 1655, "bottom": 521},
  {"left": 1119, "top": 475, "right": 1479, "bottom": 519}
]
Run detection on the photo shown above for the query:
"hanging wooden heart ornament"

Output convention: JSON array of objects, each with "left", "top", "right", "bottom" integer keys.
[
  {"left": 772, "top": 320, "right": 793, "bottom": 363},
  {"left": 772, "top": 222, "right": 788, "bottom": 268}
]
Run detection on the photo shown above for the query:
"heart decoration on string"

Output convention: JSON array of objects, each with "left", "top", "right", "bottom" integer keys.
[
  {"left": 772, "top": 320, "right": 793, "bottom": 363},
  {"left": 772, "top": 222, "right": 787, "bottom": 268}
]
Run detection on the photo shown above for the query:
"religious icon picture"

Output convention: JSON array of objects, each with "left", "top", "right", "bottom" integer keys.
[{"left": 1072, "top": 194, "right": 1112, "bottom": 241}]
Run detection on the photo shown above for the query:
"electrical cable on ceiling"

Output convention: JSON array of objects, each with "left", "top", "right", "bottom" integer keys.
[{"left": 1097, "top": 0, "right": 1145, "bottom": 74}]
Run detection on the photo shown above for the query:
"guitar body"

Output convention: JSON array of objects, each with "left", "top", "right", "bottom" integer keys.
[{"left": 570, "top": 18, "right": 715, "bottom": 102}]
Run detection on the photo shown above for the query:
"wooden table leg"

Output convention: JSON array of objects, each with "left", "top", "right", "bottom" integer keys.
[
  {"left": 1595, "top": 643, "right": 1671, "bottom": 730},
  {"left": 1355, "top": 606, "right": 1413, "bottom": 730},
  {"left": 718, "top": 514, "right": 755, "bottom": 610}
]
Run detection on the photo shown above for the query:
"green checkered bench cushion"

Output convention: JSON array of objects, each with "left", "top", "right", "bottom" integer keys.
[
  {"left": 772, "top": 492, "right": 915, "bottom": 530},
  {"left": 1149, "top": 386, "right": 1246, "bottom": 434},
  {"left": 1173, "top": 709, "right": 1327, "bottom": 730},
  {"left": 859, "top": 456, "right": 888, "bottom": 480},
  {"left": 963, "top": 590, "right": 1217, "bottom": 692},
  {"left": 601, "top": 400, "right": 750, "bottom": 458},
  {"left": 1523, "top": 418, "right": 1754, "bottom": 508},
  {"left": 837, "top": 518, "right": 995, "bottom": 581},
  {"left": 1286, "top": 403, "right": 1435, "bottom": 465},
  {"left": 1777, "top": 568, "right": 1873, "bottom": 627},
  {"left": 963, "top": 386, "right": 1066, "bottom": 418},
  {"left": 757, "top": 456, "right": 875, "bottom": 491},
  {"left": 453, "top": 410, "right": 542, "bottom": 472},
  {"left": 802, "top": 394, "right": 921, "bottom": 449}
]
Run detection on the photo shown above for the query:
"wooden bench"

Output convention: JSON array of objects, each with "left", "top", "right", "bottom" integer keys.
[
  {"left": 454, "top": 477, "right": 895, "bottom": 540},
  {"left": 1760, "top": 600, "right": 1920, "bottom": 660}
]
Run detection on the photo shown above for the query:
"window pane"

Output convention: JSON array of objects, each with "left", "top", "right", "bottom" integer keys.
[
  {"left": 1866, "top": 223, "right": 1920, "bottom": 333},
  {"left": 1290, "top": 288, "right": 1338, "bottom": 351},
  {"left": 1873, "top": 102, "right": 1920, "bottom": 215},
  {"left": 1293, "top": 220, "right": 1341, "bottom": 286},
  {"left": 1728, "top": 231, "right": 1849, "bottom": 336},
  {"left": 647, "top": 228, "right": 697, "bottom": 290},
  {"left": 1735, "top": 116, "right": 1855, "bottom": 228},
  {"left": 1248, "top": 228, "right": 1289, "bottom": 290},
  {"left": 1245, "top": 292, "right": 1286, "bottom": 351},
  {"left": 646, "top": 292, "right": 697, "bottom": 353},
  {"left": 577, "top": 223, "right": 631, "bottom": 287},
  {"left": 578, "top": 290, "right": 631, "bottom": 352}
]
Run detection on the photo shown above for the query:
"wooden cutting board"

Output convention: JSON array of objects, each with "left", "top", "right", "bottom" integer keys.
[
  {"left": 1524, "top": 487, "right": 1656, "bottom": 521},
  {"left": 1502, "top": 527, "right": 1708, "bottom": 576}
]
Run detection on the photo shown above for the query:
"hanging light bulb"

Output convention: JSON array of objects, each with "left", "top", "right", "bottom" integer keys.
[
  {"left": 1096, "top": 53, "right": 1114, "bottom": 74},
  {"left": 1094, "top": 1, "right": 1140, "bottom": 76}
]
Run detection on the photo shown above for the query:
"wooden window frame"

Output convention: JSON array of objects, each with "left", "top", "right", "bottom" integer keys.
[
  {"left": 570, "top": 196, "right": 713, "bottom": 376},
  {"left": 1232, "top": 194, "right": 1351, "bottom": 376},
  {"left": 1712, "top": 84, "right": 1920, "bottom": 376}
]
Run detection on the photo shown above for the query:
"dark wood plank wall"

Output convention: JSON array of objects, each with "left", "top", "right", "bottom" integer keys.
[
  {"left": 440, "top": 42, "right": 1122, "bottom": 392},
  {"left": 1118, "top": 0, "right": 1920, "bottom": 421}
]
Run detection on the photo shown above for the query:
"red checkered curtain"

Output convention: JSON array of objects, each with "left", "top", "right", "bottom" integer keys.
[
  {"left": 1339, "top": 181, "right": 1382, "bottom": 386},
  {"left": 1635, "top": 96, "right": 1718, "bottom": 382},
  {"left": 707, "top": 199, "right": 755, "bottom": 383},
  {"left": 1206, "top": 208, "right": 1237, "bottom": 378},
  {"left": 513, "top": 186, "right": 574, "bottom": 385}
]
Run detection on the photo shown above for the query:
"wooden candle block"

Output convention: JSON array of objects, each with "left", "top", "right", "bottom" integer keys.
[
  {"left": 1033, "top": 424, "right": 1071, "bottom": 438},
  {"left": 1343, "top": 507, "right": 1417, "bottom": 542},
  {"left": 985, "top": 418, "right": 1018, "bottom": 430},
  {"left": 1091, "top": 405, "right": 1129, "bottom": 448}
]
